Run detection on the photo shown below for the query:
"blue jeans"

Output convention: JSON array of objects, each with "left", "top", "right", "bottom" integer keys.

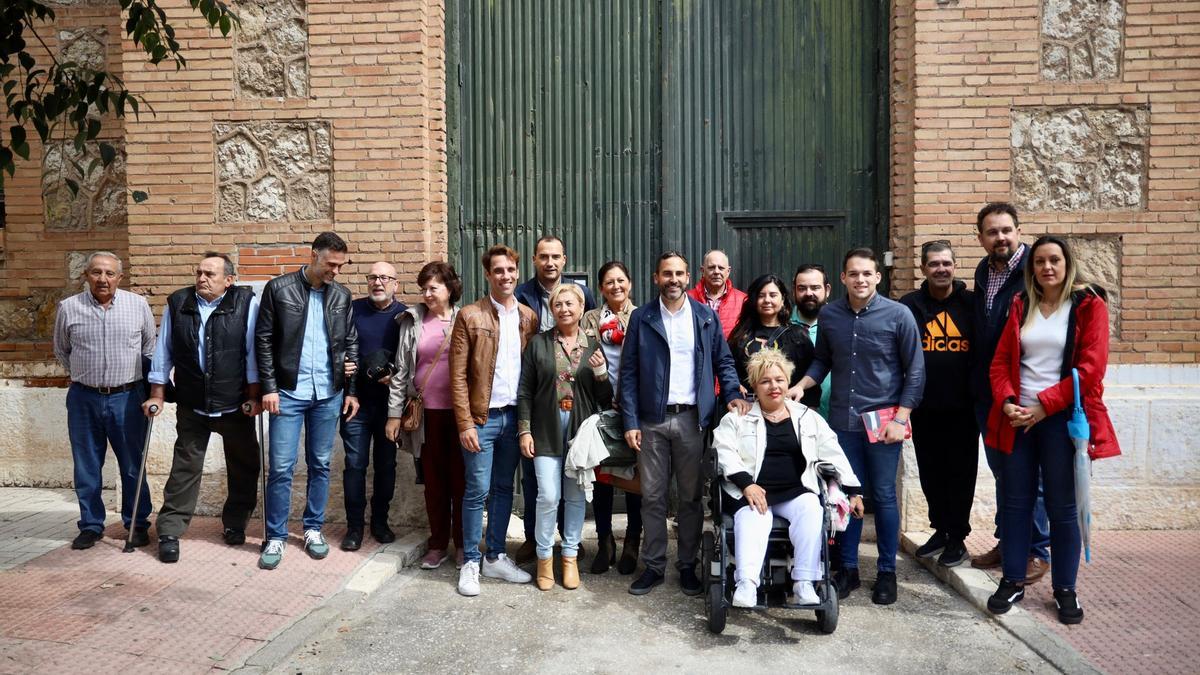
[
  {"left": 1001, "top": 411, "right": 1081, "bottom": 589},
  {"left": 339, "top": 397, "right": 398, "bottom": 528},
  {"left": 834, "top": 429, "right": 901, "bottom": 573},
  {"left": 532, "top": 410, "right": 585, "bottom": 559},
  {"left": 976, "top": 401, "right": 1050, "bottom": 560},
  {"left": 66, "top": 384, "right": 153, "bottom": 532},
  {"left": 461, "top": 407, "right": 520, "bottom": 564},
  {"left": 265, "top": 392, "right": 343, "bottom": 541}
]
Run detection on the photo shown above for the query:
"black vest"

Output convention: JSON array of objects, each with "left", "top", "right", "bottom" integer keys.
[{"left": 167, "top": 285, "right": 254, "bottom": 413}]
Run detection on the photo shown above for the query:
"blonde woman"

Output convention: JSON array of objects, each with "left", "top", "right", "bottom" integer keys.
[
  {"left": 712, "top": 349, "right": 862, "bottom": 608},
  {"left": 517, "top": 283, "right": 614, "bottom": 590}
]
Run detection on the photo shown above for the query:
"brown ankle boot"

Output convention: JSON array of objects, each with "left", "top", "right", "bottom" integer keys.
[
  {"left": 536, "top": 557, "right": 554, "bottom": 591},
  {"left": 561, "top": 556, "right": 580, "bottom": 590}
]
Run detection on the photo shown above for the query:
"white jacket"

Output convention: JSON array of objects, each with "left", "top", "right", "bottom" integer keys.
[
  {"left": 564, "top": 413, "right": 610, "bottom": 502},
  {"left": 712, "top": 400, "right": 860, "bottom": 502}
]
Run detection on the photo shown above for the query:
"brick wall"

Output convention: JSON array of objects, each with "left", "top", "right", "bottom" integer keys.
[
  {"left": 0, "top": 3, "right": 127, "bottom": 368},
  {"left": 891, "top": 0, "right": 1200, "bottom": 364},
  {"left": 121, "top": 0, "right": 448, "bottom": 312}
]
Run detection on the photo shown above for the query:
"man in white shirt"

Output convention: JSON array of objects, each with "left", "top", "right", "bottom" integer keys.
[
  {"left": 620, "top": 251, "right": 748, "bottom": 596},
  {"left": 449, "top": 245, "right": 539, "bottom": 596}
]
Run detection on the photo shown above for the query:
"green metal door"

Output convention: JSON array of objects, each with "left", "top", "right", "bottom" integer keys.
[{"left": 449, "top": 0, "right": 886, "bottom": 301}]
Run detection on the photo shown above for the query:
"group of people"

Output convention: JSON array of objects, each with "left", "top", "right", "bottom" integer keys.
[{"left": 51, "top": 201, "right": 1118, "bottom": 626}]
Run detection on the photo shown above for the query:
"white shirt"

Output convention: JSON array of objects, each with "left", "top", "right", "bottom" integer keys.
[
  {"left": 1019, "top": 302, "right": 1070, "bottom": 406},
  {"left": 489, "top": 295, "right": 522, "bottom": 408},
  {"left": 660, "top": 297, "right": 696, "bottom": 405}
]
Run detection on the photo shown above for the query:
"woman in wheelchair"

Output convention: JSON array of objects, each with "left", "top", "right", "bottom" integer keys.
[{"left": 712, "top": 348, "right": 863, "bottom": 608}]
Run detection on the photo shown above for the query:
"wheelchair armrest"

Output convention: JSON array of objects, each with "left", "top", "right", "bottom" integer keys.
[{"left": 814, "top": 461, "right": 840, "bottom": 482}]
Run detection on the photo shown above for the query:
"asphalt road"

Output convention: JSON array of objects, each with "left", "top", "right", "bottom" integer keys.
[{"left": 274, "top": 544, "right": 1053, "bottom": 674}]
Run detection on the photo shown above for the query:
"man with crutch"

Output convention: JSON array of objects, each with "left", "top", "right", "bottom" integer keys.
[
  {"left": 53, "top": 251, "right": 158, "bottom": 550},
  {"left": 143, "top": 252, "right": 263, "bottom": 563}
]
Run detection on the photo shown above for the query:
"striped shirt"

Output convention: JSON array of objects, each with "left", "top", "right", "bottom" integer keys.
[
  {"left": 984, "top": 243, "right": 1026, "bottom": 314},
  {"left": 53, "top": 288, "right": 157, "bottom": 388}
]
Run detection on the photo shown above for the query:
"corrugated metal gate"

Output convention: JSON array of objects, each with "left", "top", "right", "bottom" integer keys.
[{"left": 448, "top": 0, "right": 887, "bottom": 301}]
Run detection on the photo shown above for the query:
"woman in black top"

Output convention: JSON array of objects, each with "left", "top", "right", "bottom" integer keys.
[
  {"left": 713, "top": 349, "right": 863, "bottom": 609},
  {"left": 728, "top": 274, "right": 820, "bottom": 408}
]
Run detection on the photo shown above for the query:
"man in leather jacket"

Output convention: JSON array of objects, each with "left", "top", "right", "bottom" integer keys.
[
  {"left": 144, "top": 253, "right": 263, "bottom": 563},
  {"left": 255, "top": 232, "right": 360, "bottom": 570}
]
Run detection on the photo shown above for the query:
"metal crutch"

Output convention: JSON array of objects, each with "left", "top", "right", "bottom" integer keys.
[
  {"left": 123, "top": 404, "right": 159, "bottom": 553},
  {"left": 244, "top": 402, "right": 270, "bottom": 551}
]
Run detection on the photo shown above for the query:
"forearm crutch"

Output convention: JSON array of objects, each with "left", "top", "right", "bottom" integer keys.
[{"left": 123, "top": 404, "right": 158, "bottom": 553}]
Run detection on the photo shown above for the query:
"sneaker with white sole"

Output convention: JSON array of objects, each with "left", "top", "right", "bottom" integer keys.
[
  {"left": 732, "top": 579, "right": 757, "bottom": 608},
  {"left": 793, "top": 580, "right": 820, "bottom": 605},
  {"left": 420, "top": 549, "right": 448, "bottom": 570},
  {"left": 458, "top": 561, "right": 481, "bottom": 596},
  {"left": 259, "top": 539, "right": 286, "bottom": 570},
  {"left": 304, "top": 529, "right": 329, "bottom": 559},
  {"left": 481, "top": 553, "right": 532, "bottom": 583}
]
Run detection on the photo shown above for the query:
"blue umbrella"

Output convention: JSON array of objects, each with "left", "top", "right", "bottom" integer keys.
[{"left": 1067, "top": 368, "right": 1092, "bottom": 563}]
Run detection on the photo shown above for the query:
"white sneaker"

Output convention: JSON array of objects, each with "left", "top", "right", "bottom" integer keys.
[
  {"left": 732, "top": 579, "right": 758, "bottom": 608},
  {"left": 793, "top": 580, "right": 820, "bottom": 605},
  {"left": 481, "top": 553, "right": 532, "bottom": 583},
  {"left": 458, "top": 561, "right": 481, "bottom": 596}
]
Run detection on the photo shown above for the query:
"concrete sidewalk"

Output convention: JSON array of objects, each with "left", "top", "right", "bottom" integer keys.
[
  {"left": 905, "top": 529, "right": 1200, "bottom": 675},
  {"left": 0, "top": 488, "right": 421, "bottom": 673}
]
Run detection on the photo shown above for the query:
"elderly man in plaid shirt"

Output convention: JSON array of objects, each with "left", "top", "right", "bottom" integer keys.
[{"left": 53, "top": 251, "right": 157, "bottom": 551}]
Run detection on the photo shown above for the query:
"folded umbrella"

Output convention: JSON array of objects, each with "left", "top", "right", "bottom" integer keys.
[{"left": 1067, "top": 368, "right": 1093, "bottom": 563}]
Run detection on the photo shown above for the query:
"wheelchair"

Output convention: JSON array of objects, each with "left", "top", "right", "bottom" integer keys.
[{"left": 700, "top": 446, "right": 841, "bottom": 634}]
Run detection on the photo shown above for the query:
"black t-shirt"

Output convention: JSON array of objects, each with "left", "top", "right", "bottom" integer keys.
[
  {"left": 725, "top": 417, "right": 809, "bottom": 514},
  {"left": 730, "top": 324, "right": 820, "bottom": 408}
]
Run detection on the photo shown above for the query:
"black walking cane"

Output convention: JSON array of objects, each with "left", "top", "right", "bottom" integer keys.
[
  {"left": 244, "top": 401, "right": 270, "bottom": 551},
  {"left": 123, "top": 404, "right": 158, "bottom": 553}
]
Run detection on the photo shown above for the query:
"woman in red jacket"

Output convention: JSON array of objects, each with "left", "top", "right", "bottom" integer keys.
[{"left": 983, "top": 235, "right": 1119, "bottom": 625}]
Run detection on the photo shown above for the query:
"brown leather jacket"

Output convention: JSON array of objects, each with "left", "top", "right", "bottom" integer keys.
[{"left": 450, "top": 295, "right": 538, "bottom": 431}]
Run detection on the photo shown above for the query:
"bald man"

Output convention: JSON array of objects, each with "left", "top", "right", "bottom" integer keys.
[
  {"left": 686, "top": 250, "right": 747, "bottom": 340},
  {"left": 339, "top": 261, "right": 407, "bottom": 550}
]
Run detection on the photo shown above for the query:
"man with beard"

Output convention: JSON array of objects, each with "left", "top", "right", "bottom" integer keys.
[
  {"left": 513, "top": 235, "right": 596, "bottom": 562},
  {"left": 790, "top": 264, "right": 832, "bottom": 418},
  {"left": 969, "top": 202, "right": 1049, "bottom": 582},
  {"left": 900, "top": 242, "right": 976, "bottom": 568},
  {"left": 620, "top": 251, "right": 748, "bottom": 596},
  {"left": 338, "top": 262, "right": 406, "bottom": 551},
  {"left": 687, "top": 250, "right": 746, "bottom": 340}
]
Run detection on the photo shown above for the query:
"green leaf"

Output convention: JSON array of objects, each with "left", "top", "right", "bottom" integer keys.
[
  {"left": 87, "top": 118, "right": 101, "bottom": 140},
  {"left": 10, "top": 126, "right": 25, "bottom": 149},
  {"left": 18, "top": 51, "right": 34, "bottom": 72},
  {"left": 99, "top": 142, "right": 116, "bottom": 165},
  {"left": 64, "top": 178, "right": 79, "bottom": 196},
  {"left": 131, "top": 189, "right": 149, "bottom": 203},
  {"left": 219, "top": 14, "right": 231, "bottom": 37},
  {"left": 0, "top": 147, "right": 14, "bottom": 178},
  {"left": 32, "top": 117, "right": 48, "bottom": 142}
]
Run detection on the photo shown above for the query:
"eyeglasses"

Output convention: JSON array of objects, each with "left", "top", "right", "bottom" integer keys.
[{"left": 366, "top": 275, "right": 397, "bottom": 283}]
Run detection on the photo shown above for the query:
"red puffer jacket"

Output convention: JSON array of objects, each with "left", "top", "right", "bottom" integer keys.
[
  {"left": 985, "top": 286, "right": 1120, "bottom": 460},
  {"left": 687, "top": 279, "right": 747, "bottom": 341}
]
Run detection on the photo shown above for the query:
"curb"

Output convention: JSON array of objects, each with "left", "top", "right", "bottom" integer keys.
[
  {"left": 901, "top": 532, "right": 1103, "bottom": 675},
  {"left": 231, "top": 531, "right": 428, "bottom": 674}
]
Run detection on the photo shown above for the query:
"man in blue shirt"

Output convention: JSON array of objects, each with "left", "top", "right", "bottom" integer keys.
[
  {"left": 255, "top": 232, "right": 360, "bottom": 570},
  {"left": 339, "top": 261, "right": 406, "bottom": 551},
  {"left": 144, "top": 253, "right": 261, "bottom": 563},
  {"left": 797, "top": 247, "right": 924, "bottom": 605}
]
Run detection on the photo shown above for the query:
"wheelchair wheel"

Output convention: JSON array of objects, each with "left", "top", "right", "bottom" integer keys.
[
  {"left": 701, "top": 531, "right": 715, "bottom": 588},
  {"left": 815, "top": 581, "right": 839, "bottom": 634},
  {"left": 706, "top": 580, "right": 728, "bottom": 634}
]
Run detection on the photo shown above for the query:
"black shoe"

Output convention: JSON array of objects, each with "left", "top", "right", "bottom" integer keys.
[
  {"left": 71, "top": 530, "right": 102, "bottom": 550},
  {"left": 342, "top": 527, "right": 364, "bottom": 551},
  {"left": 158, "top": 536, "right": 180, "bottom": 563},
  {"left": 370, "top": 522, "right": 395, "bottom": 544},
  {"left": 679, "top": 564, "right": 702, "bottom": 596},
  {"left": 833, "top": 567, "right": 860, "bottom": 600},
  {"left": 915, "top": 531, "right": 948, "bottom": 559},
  {"left": 1054, "top": 588, "right": 1084, "bottom": 625},
  {"left": 590, "top": 533, "right": 616, "bottom": 575},
  {"left": 987, "top": 579, "right": 1025, "bottom": 614},
  {"left": 222, "top": 528, "right": 246, "bottom": 546},
  {"left": 617, "top": 534, "right": 640, "bottom": 575},
  {"left": 629, "top": 568, "right": 664, "bottom": 595},
  {"left": 872, "top": 571, "right": 897, "bottom": 605},
  {"left": 129, "top": 527, "right": 151, "bottom": 548},
  {"left": 937, "top": 539, "right": 968, "bottom": 568}
]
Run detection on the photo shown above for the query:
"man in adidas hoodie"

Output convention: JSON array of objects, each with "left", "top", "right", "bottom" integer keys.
[{"left": 900, "top": 241, "right": 977, "bottom": 568}]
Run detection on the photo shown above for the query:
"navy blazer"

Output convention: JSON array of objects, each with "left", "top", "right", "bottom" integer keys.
[
  {"left": 970, "top": 246, "right": 1028, "bottom": 404},
  {"left": 619, "top": 297, "right": 744, "bottom": 432},
  {"left": 514, "top": 278, "right": 596, "bottom": 330}
]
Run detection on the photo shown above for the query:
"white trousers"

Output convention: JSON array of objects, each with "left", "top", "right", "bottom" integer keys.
[{"left": 733, "top": 491, "right": 823, "bottom": 585}]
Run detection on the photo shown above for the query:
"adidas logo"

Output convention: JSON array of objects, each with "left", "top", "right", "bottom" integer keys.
[{"left": 923, "top": 312, "right": 970, "bottom": 352}]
